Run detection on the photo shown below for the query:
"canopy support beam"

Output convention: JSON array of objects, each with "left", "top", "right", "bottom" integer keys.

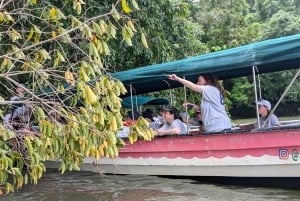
[
  {"left": 129, "top": 84, "right": 136, "bottom": 121},
  {"left": 263, "top": 68, "right": 300, "bottom": 127},
  {"left": 183, "top": 76, "right": 190, "bottom": 134},
  {"left": 253, "top": 66, "right": 261, "bottom": 128}
]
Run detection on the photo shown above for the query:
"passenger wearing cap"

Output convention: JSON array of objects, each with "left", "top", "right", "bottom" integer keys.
[
  {"left": 155, "top": 106, "right": 187, "bottom": 136},
  {"left": 239, "top": 99, "right": 280, "bottom": 130}
]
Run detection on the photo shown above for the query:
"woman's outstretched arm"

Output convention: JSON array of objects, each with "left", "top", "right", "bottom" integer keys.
[{"left": 168, "top": 74, "right": 202, "bottom": 93}]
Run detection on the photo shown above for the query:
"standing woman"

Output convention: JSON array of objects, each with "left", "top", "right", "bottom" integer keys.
[{"left": 168, "top": 73, "right": 231, "bottom": 132}]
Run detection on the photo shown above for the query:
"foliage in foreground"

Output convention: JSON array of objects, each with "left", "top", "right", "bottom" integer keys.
[{"left": 0, "top": 0, "right": 152, "bottom": 195}]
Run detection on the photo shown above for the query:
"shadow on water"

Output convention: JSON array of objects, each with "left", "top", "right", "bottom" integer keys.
[
  {"left": 3, "top": 170, "right": 300, "bottom": 201},
  {"left": 160, "top": 175, "right": 300, "bottom": 190}
]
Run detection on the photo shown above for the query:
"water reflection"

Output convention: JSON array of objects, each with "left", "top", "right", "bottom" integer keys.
[{"left": 3, "top": 170, "right": 300, "bottom": 201}]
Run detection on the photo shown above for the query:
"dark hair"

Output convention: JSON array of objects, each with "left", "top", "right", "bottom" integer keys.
[
  {"left": 200, "top": 73, "right": 225, "bottom": 98},
  {"left": 142, "top": 108, "right": 154, "bottom": 121},
  {"left": 158, "top": 107, "right": 164, "bottom": 113},
  {"left": 127, "top": 110, "right": 140, "bottom": 120},
  {"left": 162, "top": 105, "right": 179, "bottom": 119}
]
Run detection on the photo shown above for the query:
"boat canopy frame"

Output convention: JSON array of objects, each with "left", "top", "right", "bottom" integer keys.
[
  {"left": 112, "top": 34, "right": 300, "bottom": 131},
  {"left": 112, "top": 34, "right": 300, "bottom": 97}
]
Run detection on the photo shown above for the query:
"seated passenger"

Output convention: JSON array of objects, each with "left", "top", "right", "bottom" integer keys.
[
  {"left": 191, "top": 111, "right": 205, "bottom": 132},
  {"left": 5, "top": 83, "right": 31, "bottom": 130},
  {"left": 239, "top": 99, "right": 280, "bottom": 130},
  {"left": 183, "top": 102, "right": 201, "bottom": 112},
  {"left": 3, "top": 113, "right": 13, "bottom": 129},
  {"left": 178, "top": 112, "right": 189, "bottom": 131},
  {"left": 179, "top": 111, "right": 205, "bottom": 133},
  {"left": 46, "top": 109, "right": 68, "bottom": 124},
  {"left": 124, "top": 109, "right": 140, "bottom": 126},
  {"left": 155, "top": 106, "right": 187, "bottom": 136},
  {"left": 179, "top": 112, "right": 189, "bottom": 124},
  {"left": 142, "top": 108, "right": 160, "bottom": 130},
  {"left": 142, "top": 108, "right": 154, "bottom": 122},
  {"left": 153, "top": 107, "right": 165, "bottom": 128}
]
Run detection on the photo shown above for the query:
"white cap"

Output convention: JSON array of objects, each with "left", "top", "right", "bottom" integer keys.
[
  {"left": 17, "top": 84, "right": 25, "bottom": 88},
  {"left": 257, "top": 99, "right": 271, "bottom": 111}
]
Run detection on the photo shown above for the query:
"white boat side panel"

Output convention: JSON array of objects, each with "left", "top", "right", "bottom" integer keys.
[{"left": 92, "top": 155, "right": 297, "bottom": 166}]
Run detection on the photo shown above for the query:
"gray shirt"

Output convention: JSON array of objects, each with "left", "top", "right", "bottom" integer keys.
[
  {"left": 199, "top": 85, "right": 231, "bottom": 132},
  {"left": 254, "top": 114, "right": 280, "bottom": 128},
  {"left": 9, "top": 95, "right": 30, "bottom": 124},
  {"left": 160, "top": 119, "right": 188, "bottom": 134}
]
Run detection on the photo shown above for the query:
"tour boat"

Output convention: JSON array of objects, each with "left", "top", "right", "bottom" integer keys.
[
  {"left": 82, "top": 126, "right": 300, "bottom": 177},
  {"left": 48, "top": 34, "right": 300, "bottom": 178}
]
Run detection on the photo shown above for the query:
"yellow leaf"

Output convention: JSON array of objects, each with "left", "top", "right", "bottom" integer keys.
[
  {"left": 26, "top": 28, "right": 34, "bottom": 41},
  {"left": 50, "top": 7, "right": 57, "bottom": 19},
  {"left": 1, "top": 57, "right": 8, "bottom": 67},
  {"left": 141, "top": 32, "right": 149, "bottom": 49},
  {"left": 34, "top": 35, "right": 39, "bottom": 43},
  {"left": 121, "top": 0, "right": 131, "bottom": 14},
  {"left": 32, "top": 0, "right": 37, "bottom": 4},
  {"left": 99, "top": 20, "right": 106, "bottom": 33},
  {"left": 52, "top": 31, "right": 57, "bottom": 38},
  {"left": 8, "top": 29, "right": 22, "bottom": 42},
  {"left": 65, "top": 70, "right": 75, "bottom": 86},
  {"left": 128, "top": 135, "right": 134, "bottom": 144},
  {"left": 112, "top": 7, "right": 121, "bottom": 21},
  {"left": 75, "top": 2, "right": 82, "bottom": 15},
  {"left": 33, "top": 25, "right": 41, "bottom": 35},
  {"left": 109, "top": 116, "right": 118, "bottom": 132},
  {"left": 84, "top": 85, "right": 97, "bottom": 104},
  {"left": 93, "top": 114, "right": 99, "bottom": 123},
  {"left": 79, "top": 68, "right": 90, "bottom": 82},
  {"left": 56, "top": 8, "right": 67, "bottom": 20},
  {"left": 127, "top": 20, "right": 137, "bottom": 32},
  {"left": 102, "top": 41, "right": 110, "bottom": 55},
  {"left": 131, "top": 0, "right": 140, "bottom": 10},
  {"left": 93, "top": 22, "right": 103, "bottom": 36},
  {"left": 108, "top": 22, "right": 117, "bottom": 39}
]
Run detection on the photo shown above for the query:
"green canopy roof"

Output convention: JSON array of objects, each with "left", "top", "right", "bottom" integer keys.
[
  {"left": 112, "top": 34, "right": 300, "bottom": 97},
  {"left": 122, "top": 96, "right": 169, "bottom": 108}
]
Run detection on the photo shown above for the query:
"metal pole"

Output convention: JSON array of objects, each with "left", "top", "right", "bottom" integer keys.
[
  {"left": 130, "top": 84, "right": 135, "bottom": 121},
  {"left": 183, "top": 76, "right": 190, "bottom": 133},
  {"left": 257, "top": 72, "right": 262, "bottom": 100},
  {"left": 169, "top": 89, "right": 173, "bottom": 106},
  {"left": 263, "top": 68, "right": 300, "bottom": 127},
  {"left": 162, "top": 79, "right": 172, "bottom": 105},
  {"left": 252, "top": 66, "right": 261, "bottom": 128}
]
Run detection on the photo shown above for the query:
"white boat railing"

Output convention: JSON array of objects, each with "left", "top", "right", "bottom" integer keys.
[{"left": 280, "top": 119, "right": 300, "bottom": 125}]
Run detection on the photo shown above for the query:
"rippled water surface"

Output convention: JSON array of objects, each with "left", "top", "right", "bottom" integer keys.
[{"left": 3, "top": 170, "right": 300, "bottom": 201}]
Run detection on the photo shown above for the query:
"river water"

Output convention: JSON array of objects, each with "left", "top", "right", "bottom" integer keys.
[{"left": 2, "top": 170, "right": 300, "bottom": 201}]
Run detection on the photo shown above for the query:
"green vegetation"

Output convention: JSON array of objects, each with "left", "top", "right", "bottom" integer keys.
[{"left": 0, "top": 0, "right": 152, "bottom": 195}]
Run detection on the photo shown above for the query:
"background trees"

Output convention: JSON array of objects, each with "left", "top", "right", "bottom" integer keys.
[
  {"left": 103, "top": 0, "right": 208, "bottom": 72},
  {"left": 165, "top": 0, "right": 300, "bottom": 117}
]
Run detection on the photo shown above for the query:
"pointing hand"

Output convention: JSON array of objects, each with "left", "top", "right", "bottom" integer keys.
[{"left": 168, "top": 74, "right": 178, "bottom": 81}]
